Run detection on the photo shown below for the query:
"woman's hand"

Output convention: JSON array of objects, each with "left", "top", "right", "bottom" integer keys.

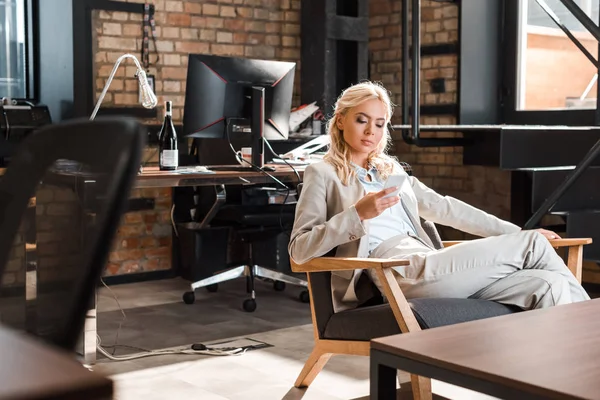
[
  {"left": 534, "top": 228, "right": 562, "bottom": 240},
  {"left": 355, "top": 187, "right": 400, "bottom": 221}
]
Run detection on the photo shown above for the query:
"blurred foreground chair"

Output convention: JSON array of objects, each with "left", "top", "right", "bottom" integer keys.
[{"left": 0, "top": 116, "right": 145, "bottom": 353}]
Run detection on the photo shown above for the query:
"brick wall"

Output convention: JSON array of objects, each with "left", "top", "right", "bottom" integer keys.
[
  {"left": 369, "top": 0, "right": 512, "bottom": 240},
  {"left": 93, "top": 0, "right": 302, "bottom": 275},
  {"left": 93, "top": 0, "right": 301, "bottom": 126},
  {"left": 92, "top": 0, "right": 516, "bottom": 277}
]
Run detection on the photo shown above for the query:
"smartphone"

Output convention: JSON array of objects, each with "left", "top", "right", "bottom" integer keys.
[{"left": 383, "top": 174, "right": 406, "bottom": 198}]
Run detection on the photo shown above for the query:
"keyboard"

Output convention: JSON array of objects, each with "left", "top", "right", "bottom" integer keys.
[
  {"left": 208, "top": 165, "right": 255, "bottom": 172},
  {"left": 271, "top": 158, "right": 310, "bottom": 166}
]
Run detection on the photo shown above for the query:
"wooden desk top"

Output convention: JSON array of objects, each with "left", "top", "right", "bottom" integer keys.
[
  {"left": 372, "top": 298, "right": 600, "bottom": 400},
  {"left": 136, "top": 164, "right": 305, "bottom": 188},
  {"left": 0, "top": 163, "right": 305, "bottom": 189},
  {"left": 0, "top": 326, "right": 112, "bottom": 399}
]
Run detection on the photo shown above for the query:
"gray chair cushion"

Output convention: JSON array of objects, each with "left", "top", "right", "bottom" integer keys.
[{"left": 323, "top": 298, "right": 522, "bottom": 341}]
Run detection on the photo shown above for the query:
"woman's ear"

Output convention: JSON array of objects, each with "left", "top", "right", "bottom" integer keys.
[{"left": 336, "top": 114, "right": 344, "bottom": 131}]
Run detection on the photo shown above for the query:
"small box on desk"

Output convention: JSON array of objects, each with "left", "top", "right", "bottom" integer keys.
[{"left": 177, "top": 223, "right": 230, "bottom": 282}]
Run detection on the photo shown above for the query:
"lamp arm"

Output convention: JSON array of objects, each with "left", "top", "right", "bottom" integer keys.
[{"left": 90, "top": 54, "right": 146, "bottom": 120}]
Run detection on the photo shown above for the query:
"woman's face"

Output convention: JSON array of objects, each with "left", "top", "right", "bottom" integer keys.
[{"left": 337, "top": 98, "right": 387, "bottom": 163}]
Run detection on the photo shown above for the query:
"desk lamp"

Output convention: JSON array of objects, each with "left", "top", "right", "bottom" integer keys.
[{"left": 90, "top": 53, "right": 158, "bottom": 120}]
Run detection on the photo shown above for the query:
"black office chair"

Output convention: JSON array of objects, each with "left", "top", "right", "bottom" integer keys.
[
  {"left": 181, "top": 184, "right": 309, "bottom": 312},
  {"left": 0, "top": 116, "right": 145, "bottom": 352}
]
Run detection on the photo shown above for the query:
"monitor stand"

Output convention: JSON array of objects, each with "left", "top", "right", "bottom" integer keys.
[{"left": 196, "top": 87, "right": 266, "bottom": 173}]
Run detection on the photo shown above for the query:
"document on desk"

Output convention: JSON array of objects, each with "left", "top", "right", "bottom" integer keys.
[{"left": 176, "top": 166, "right": 216, "bottom": 174}]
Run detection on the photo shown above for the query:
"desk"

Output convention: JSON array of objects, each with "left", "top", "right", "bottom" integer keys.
[
  {"left": 0, "top": 325, "right": 112, "bottom": 400},
  {"left": 136, "top": 165, "right": 305, "bottom": 188},
  {"left": 371, "top": 298, "right": 600, "bottom": 400},
  {"left": 82, "top": 164, "right": 305, "bottom": 363}
]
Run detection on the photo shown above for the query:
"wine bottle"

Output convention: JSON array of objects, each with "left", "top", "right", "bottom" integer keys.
[{"left": 158, "top": 100, "right": 178, "bottom": 171}]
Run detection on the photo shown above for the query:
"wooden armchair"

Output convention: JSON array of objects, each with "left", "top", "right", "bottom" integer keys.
[{"left": 290, "top": 236, "right": 591, "bottom": 399}]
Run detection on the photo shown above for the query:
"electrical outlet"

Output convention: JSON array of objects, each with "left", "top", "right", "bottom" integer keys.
[{"left": 430, "top": 78, "right": 446, "bottom": 94}]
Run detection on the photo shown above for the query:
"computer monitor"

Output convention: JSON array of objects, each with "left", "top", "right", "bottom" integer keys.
[{"left": 183, "top": 54, "right": 296, "bottom": 168}]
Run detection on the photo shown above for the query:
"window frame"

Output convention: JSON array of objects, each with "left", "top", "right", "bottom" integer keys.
[
  {"left": 501, "top": 0, "right": 600, "bottom": 125},
  {"left": 0, "top": 0, "right": 36, "bottom": 100}
]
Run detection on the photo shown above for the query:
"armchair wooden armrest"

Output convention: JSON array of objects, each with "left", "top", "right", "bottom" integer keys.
[
  {"left": 290, "top": 257, "right": 409, "bottom": 273},
  {"left": 443, "top": 238, "right": 592, "bottom": 283},
  {"left": 443, "top": 238, "right": 592, "bottom": 247},
  {"left": 290, "top": 256, "right": 418, "bottom": 332}
]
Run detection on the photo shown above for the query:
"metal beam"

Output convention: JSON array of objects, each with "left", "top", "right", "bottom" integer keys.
[
  {"left": 401, "top": 0, "right": 410, "bottom": 138},
  {"left": 535, "top": 0, "right": 598, "bottom": 68},
  {"left": 558, "top": 0, "right": 600, "bottom": 44},
  {"left": 524, "top": 138, "right": 600, "bottom": 229},
  {"left": 596, "top": 1, "right": 600, "bottom": 125},
  {"left": 400, "top": 0, "right": 465, "bottom": 147},
  {"left": 411, "top": 0, "right": 421, "bottom": 144}
]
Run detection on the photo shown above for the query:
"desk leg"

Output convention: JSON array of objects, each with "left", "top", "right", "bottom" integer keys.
[
  {"left": 370, "top": 349, "right": 398, "bottom": 400},
  {"left": 78, "top": 293, "right": 97, "bottom": 365}
]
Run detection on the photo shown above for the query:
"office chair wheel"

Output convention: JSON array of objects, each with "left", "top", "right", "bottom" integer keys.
[
  {"left": 299, "top": 290, "right": 310, "bottom": 303},
  {"left": 243, "top": 298, "right": 257, "bottom": 312},
  {"left": 273, "top": 280, "right": 286, "bottom": 291},
  {"left": 183, "top": 291, "right": 195, "bottom": 304},
  {"left": 206, "top": 283, "right": 219, "bottom": 293}
]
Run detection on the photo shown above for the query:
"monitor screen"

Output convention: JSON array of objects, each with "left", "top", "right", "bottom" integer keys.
[{"left": 183, "top": 54, "right": 296, "bottom": 141}]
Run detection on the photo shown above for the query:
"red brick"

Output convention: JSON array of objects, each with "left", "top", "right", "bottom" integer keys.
[
  {"left": 220, "top": 6, "right": 236, "bottom": 17},
  {"left": 203, "top": 4, "right": 219, "bottom": 15},
  {"left": 120, "top": 238, "right": 141, "bottom": 249},
  {"left": 162, "top": 67, "right": 187, "bottom": 79},
  {"left": 109, "top": 249, "right": 144, "bottom": 262},
  {"left": 118, "top": 225, "right": 146, "bottom": 237},
  {"left": 175, "top": 41, "right": 210, "bottom": 53},
  {"left": 211, "top": 44, "right": 245, "bottom": 56},
  {"left": 184, "top": 2, "right": 202, "bottom": 13},
  {"left": 167, "top": 13, "right": 191, "bottom": 26},
  {"left": 144, "top": 247, "right": 171, "bottom": 259}
]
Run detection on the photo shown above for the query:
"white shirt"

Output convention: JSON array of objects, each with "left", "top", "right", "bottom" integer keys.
[{"left": 353, "top": 164, "right": 418, "bottom": 254}]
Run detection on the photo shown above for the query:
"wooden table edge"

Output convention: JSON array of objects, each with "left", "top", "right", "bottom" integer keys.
[{"left": 370, "top": 340, "right": 585, "bottom": 400}]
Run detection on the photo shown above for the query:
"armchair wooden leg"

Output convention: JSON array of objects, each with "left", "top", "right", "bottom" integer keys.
[
  {"left": 567, "top": 245, "right": 584, "bottom": 283},
  {"left": 377, "top": 267, "right": 432, "bottom": 399},
  {"left": 411, "top": 375, "right": 432, "bottom": 400},
  {"left": 294, "top": 346, "right": 332, "bottom": 388}
]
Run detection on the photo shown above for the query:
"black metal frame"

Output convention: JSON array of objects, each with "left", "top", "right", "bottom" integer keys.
[
  {"left": 535, "top": 0, "right": 598, "bottom": 68},
  {"left": 524, "top": 138, "right": 600, "bottom": 229},
  {"left": 370, "top": 348, "right": 554, "bottom": 400},
  {"left": 72, "top": 0, "right": 157, "bottom": 119},
  {"left": 501, "top": 0, "right": 600, "bottom": 228},
  {"left": 501, "top": 0, "right": 600, "bottom": 126},
  {"left": 400, "top": 0, "right": 467, "bottom": 147},
  {"left": 0, "top": 0, "right": 37, "bottom": 100},
  {"left": 24, "top": 0, "right": 37, "bottom": 100}
]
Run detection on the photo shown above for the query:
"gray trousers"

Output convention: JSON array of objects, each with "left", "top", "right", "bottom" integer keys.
[{"left": 369, "top": 230, "right": 590, "bottom": 310}]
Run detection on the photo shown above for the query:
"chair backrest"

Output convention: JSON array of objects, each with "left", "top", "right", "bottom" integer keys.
[
  {"left": 300, "top": 161, "right": 444, "bottom": 338},
  {"left": 0, "top": 116, "right": 145, "bottom": 351}
]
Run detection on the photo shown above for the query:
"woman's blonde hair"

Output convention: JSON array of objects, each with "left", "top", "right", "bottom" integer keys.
[{"left": 323, "top": 81, "right": 396, "bottom": 185}]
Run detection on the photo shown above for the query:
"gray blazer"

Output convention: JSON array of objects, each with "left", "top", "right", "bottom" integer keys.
[{"left": 288, "top": 160, "right": 521, "bottom": 312}]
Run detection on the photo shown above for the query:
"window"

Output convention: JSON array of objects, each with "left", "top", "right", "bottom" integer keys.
[
  {"left": 516, "top": 0, "right": 600, "bottom": 110},
  {"left": 0, "top": 0, "right": 27, "bottom": 99}
]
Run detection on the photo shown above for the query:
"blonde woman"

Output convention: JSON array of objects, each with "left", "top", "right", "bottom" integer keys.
[{"left": 288, "top": 81, "right": 590, "bottom": 313}]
